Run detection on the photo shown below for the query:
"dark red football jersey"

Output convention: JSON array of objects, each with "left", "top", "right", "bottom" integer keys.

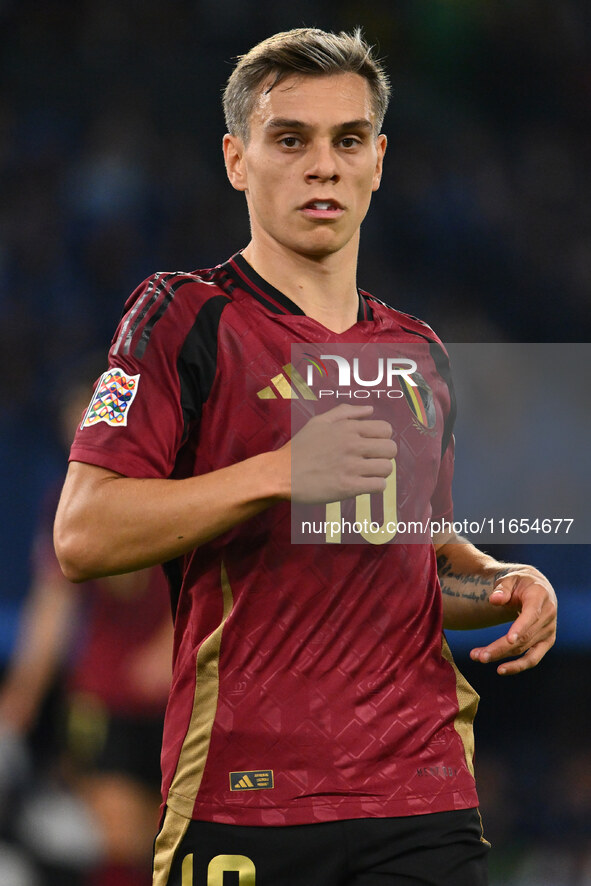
[{"left": 69, "top": 252, "right": 479, "bottom": 825}]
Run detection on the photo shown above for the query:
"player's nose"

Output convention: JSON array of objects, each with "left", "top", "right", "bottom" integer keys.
[{"left": 304, "top": 140, "right": 339, "bottom": 183}]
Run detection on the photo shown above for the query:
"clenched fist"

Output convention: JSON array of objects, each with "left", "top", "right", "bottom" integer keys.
[{"left": 285, "top": 404, "right": 397, "bottom": 504}]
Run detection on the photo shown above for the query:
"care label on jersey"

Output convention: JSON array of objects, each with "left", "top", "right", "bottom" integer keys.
[
  {"left": 229, "top": 770, "right": 274, "bottom": 791},
  {"left": 82, "top": 368, "right": 140, "bottom": 428}
]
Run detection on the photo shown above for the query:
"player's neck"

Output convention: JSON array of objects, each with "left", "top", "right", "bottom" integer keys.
[{"left": 241, "top": 239, "right": 361, "bottom": 333}]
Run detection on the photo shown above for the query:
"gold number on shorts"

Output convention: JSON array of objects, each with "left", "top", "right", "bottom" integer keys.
[
  {"left": 181, "top": 853, "right": 256, "bottom": 885},
  {"left": 208, "top": 855, "right": 256, "bottom": 885},
  {"left": 182, "top": 854, "right": 194, "bottom": 885}
]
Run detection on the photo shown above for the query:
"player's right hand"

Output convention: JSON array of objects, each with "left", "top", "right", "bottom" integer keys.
[{"left": 287, "top": 404, "right": 397, "bottom": 504}]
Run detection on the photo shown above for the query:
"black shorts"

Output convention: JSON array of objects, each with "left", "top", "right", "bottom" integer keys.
[
  {"left": 64, "top": 694, "right": 163, "bottom": 791},
  {"left": 153, "top": 806, "right": 490, "bottom": 886}
]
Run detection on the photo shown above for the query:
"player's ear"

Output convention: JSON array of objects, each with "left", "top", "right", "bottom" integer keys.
[
  {"left": 372, "top": 133, "right": 387, "bottom": 192},
  {"left": 223, "top": 133, "right": 248, "bottom": 192}
]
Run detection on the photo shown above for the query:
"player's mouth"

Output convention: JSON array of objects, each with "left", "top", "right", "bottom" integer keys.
[{"left": 299, "top": 199, "right": 344, "bottom": 220}]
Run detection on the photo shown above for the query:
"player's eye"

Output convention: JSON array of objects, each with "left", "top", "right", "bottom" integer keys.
[
  {"left": 279, "top": 135, "right": 302, "bottom": 149},
  {"left": 338, "top": 136, "right": 361, "bottom": 149}
]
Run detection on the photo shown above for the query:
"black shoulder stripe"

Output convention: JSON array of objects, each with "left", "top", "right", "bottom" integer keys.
[
  {"left": 114, "top": 273, "right": 207, "bottom": 359},
  {"left": 134, "top": 275, "right": 202, "bottom": 359},
  {"left": 114, "top": 273, "right": 169, "bottom": 357},
  {"left": 207, "top": 267, "right": 237, "bottom": 297},
  {"left": 177, "top": 294, "right": 231, "bottom": 434},
  {"left": 399, "top": 324, "right": 438, "bottom": 345},
  {"left": 364, "top": 293, "right": 391, "bottom": 310}
]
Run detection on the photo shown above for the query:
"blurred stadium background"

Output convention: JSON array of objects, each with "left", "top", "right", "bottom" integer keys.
[{"left": 0, "top": 1, "right": 590, "bottom": 884}]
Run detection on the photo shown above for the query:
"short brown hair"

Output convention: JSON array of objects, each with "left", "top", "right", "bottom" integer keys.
[{"left": 223, "top": 27, "right": 391, "bottom": 142}]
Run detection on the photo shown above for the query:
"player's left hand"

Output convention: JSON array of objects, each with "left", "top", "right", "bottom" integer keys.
[{"left": 469, "top": 566, "right": 557, "bottom": 676}]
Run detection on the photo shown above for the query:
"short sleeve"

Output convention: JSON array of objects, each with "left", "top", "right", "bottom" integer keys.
[{"left": 69, "top": 272, "right": 207, "bottom": 479}]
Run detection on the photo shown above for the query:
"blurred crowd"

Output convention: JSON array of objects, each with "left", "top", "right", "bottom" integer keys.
[{"left": 1, "top": 0, "right": 590, "bottom": 884}]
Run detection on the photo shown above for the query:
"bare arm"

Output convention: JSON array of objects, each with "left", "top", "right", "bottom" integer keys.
[
  {"left": 54, "top": 404, "right": 396, "bottom": 581},
  {"left": 54, "top": 453, "right": 287, "bottom": 582},
  {"left": 436, "top": 535, "right": 557, "bottom": 675},
  {"left": 436, "top": 538, "right": 517, "bottom": 630},
  {"left": 0, "top": 574, "right": 77, "bottom": 733}
]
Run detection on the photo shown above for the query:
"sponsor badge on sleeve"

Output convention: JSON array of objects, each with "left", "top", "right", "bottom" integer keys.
[{"left": 81, "top": 368, "right": 140, "bottom": 428}]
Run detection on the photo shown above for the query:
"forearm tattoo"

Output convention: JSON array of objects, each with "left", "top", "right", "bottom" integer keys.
[{"left": 436, "top": 554, "right": 514, "bottom": 603}]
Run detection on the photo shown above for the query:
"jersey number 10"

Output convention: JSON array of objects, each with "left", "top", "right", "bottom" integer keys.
[{"left": 325, "top": 458, "right": 397, "bottom": 545}]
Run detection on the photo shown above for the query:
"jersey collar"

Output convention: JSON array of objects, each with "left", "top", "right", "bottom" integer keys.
[{"left": 223, "top": 252, "right": 373, "bottom": 322}]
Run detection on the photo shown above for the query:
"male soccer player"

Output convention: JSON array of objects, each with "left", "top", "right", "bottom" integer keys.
[{"left": 54, "top": 28, "right": 557, "bottom": 886}]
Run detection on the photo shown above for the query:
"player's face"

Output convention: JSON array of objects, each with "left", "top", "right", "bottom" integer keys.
[{"left": 224, "top": 72, "right": 387, "bottom": 260}]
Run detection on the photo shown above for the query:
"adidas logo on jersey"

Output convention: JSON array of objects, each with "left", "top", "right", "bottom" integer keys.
[
  {"left": 256, "top": 364, "right": 317, "bottom": 400},
  {"left": 229, "top": 770, "right": 274, "bottom": 791}
]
